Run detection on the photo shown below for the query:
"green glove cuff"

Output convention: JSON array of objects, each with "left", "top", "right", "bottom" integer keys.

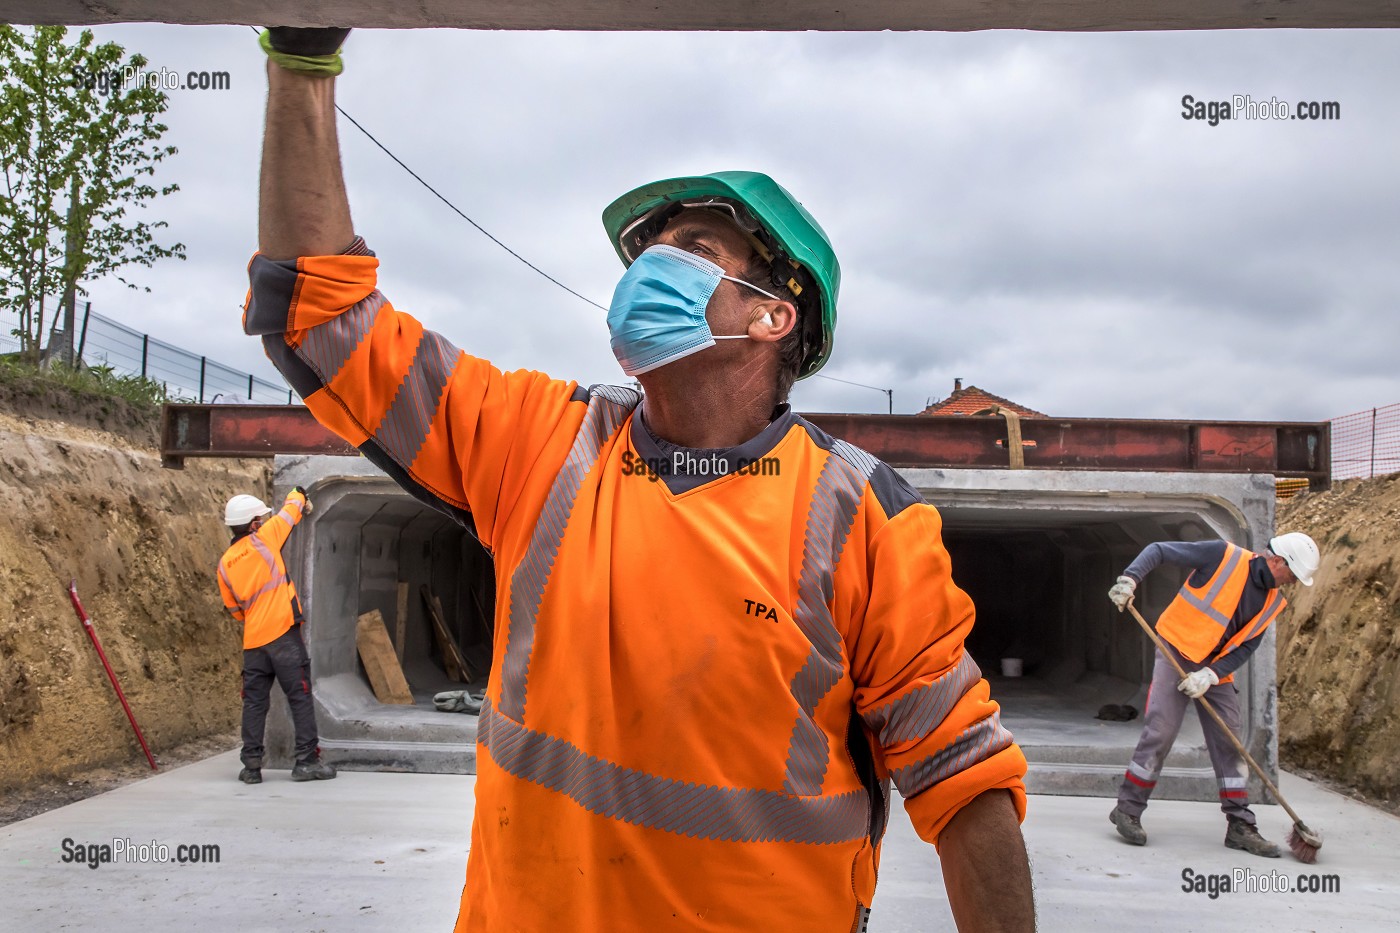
[{"left": 259, "top": 30, "right": 344, "bottom": 77}]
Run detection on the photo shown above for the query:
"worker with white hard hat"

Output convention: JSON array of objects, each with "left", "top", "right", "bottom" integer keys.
[
  {"left": 217, "top": 485, "right": 335, "bottom": 784},
  {"left": 1106, "top": 532, "right": 1321, "bottom": 857}
]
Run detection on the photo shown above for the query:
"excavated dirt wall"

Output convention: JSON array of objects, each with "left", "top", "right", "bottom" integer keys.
[
  {"left": 0, "top": 386, "right": 269, "bottom": 791},
  {"left": 1277, "top": 474, "right": 1400, "bottom": 809}
]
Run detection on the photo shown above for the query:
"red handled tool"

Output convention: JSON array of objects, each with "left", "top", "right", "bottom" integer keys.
[{"left": 68, "top": 580, "right": 158, "bottom": 771}]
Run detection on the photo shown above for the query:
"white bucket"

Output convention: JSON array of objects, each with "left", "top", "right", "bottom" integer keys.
[{"left": 1000, "top": 658, "right": 1024, "bottom": 678}]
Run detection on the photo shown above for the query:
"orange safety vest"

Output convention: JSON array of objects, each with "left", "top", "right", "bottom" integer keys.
[
  {"left": 244, "top": 247, "right": 1030, "bottom": 933},
  {"left": 217, "top": 491, "right": 307, "bottom": 649},
  {"left": 1155, "top": 542, "right": 1286, "bottom": 683}
]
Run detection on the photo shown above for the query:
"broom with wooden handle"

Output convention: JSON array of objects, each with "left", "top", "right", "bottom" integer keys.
[{"left": 1126, "top": 600, "right": 1322, "bottom": 863}]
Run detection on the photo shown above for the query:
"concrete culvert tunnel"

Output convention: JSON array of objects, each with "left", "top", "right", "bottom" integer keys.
[
  {"left": 267, "top": 457, "right": 1279, "bottom": 802},
  {"left": 914, "top": 468, "right": 1279, "bottom": 800},
  {"left": 267, "top": 460, "right": 496, "bottom": 773}
]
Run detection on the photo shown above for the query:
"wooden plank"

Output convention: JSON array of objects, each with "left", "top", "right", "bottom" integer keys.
[
  {"left": 355, "top": 610, "right": 414, "bottom": 705},
  {"left": 432, "top": 593, "right": 476, "bottom": 681},
  {"left": 422, "top": 585, "right": 471, "bottom": 682},
  {"left": 394, "top": 582, "right": 409, "bottom": 662},
  {"left": 434, "top": 594, "right": 477, "bottom": 680}
]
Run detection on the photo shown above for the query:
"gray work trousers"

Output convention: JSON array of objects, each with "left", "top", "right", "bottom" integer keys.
[
  {"left": 1117, "top": 644, "right": 1255, "bottom": 824},
  {"left": 241, "top": 624, "right": 319, "bottom": 768}
]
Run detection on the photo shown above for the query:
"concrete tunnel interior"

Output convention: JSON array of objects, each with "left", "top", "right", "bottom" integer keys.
[
  {"left": 277, "top": 467, "right": 1271, "bottom": 795},
  {"left": 307, "top": 491, "right": 495, "bottom": 699},
  {"left": 941, "top": 509, "right": 1230, "bottom": 725}
]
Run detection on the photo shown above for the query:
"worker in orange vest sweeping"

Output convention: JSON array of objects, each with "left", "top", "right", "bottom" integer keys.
[
  {"left": 1106, "top": 532, "right": 1320, "bottom": 857},
  {"left": 218, "top": 487, "right": 336, "bottom": 784}
]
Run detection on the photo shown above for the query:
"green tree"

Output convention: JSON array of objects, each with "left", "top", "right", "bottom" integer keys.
[{"left": 0, "top": 25, "right": 185, "bottom": 362}]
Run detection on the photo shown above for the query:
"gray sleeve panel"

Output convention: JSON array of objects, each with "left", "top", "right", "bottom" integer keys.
[
  {"left": 865, "top": 461, "right": 926, "bottom": 521},
  {"left": 816, "top": 431, "right": 924, "bottom": 521},
  {"left": 1123, "top": 540, "right": 1227, "bottom": 586},
  {"left": 261, "top": 333, "right": 323, "bottom": 400},
  {"left": 244, "top": 255, "right": 299, "bottom": 336}
]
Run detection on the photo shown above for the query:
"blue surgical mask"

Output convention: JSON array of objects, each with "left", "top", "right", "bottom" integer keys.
[{"left": 607, "top": 244, "right": 781, "bottom": 376}]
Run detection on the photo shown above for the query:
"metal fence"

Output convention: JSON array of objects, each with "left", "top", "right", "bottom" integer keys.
[
  {"left": 1331, "top": 403, "right": 1400, "bottom": 481},
  {"left": 69, "top": 305, "right": 296, "bottom": 404},
  {"left": 6, "top": 302, "right": 295, "bottom": 404}
]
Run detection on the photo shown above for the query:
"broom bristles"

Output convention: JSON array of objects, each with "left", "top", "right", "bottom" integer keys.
[{"left": 1287, "top": 823, "right": 1322, "bottom": 864}]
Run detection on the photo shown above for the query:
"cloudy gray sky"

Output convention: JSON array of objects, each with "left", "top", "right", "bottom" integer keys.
[{"left": 60, "top": 25, "right": 1400, "bottom": 421}]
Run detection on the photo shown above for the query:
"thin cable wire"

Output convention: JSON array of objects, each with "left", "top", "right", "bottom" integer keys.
[
  {"left": 813, "top": 372, "right": 890, "bottom": 393},
  {"left": 250, "top": 27, "right": 605, "bottom": 311},
  {"left": 333, "top": 107, "right": 607, "bottom": 312}
]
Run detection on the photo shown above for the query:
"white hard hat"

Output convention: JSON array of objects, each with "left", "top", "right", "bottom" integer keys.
[
  {"left": 225, "top": 494, "right": 272, "bottom": 527},
  {"left": 1269, "top": 532, "right": 1320, "bottom": 587}
]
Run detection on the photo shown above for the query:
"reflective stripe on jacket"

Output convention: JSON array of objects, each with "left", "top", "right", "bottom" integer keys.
[
  {"left": 1155, "top": 541, "right": 1287, "bottom": 682},
  {"left": 217, "top": 491, "right": 307, "bottom": 649}
]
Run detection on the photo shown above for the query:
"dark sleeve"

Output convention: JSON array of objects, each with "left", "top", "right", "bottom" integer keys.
[
  {"left": 1209, "top": 629, "right": 1265, "bottom": 678},
  {"left": 1123, "top": 540, "right": 1227, "bottom": 587}
]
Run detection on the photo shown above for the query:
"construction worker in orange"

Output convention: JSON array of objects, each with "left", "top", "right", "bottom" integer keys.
[
  {"left": 246, "top": 26, "right": 1032, "bottom": 931},
  {"left": 1107, "top": 532, "right": 1321, "bottom": 857},
  {"left": 217, "top": 486, "right": 336, "bottom": 784}
]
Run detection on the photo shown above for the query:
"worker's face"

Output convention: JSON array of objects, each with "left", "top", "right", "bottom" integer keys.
[
  {"left": 646, "top": 209, "right": 797, "bottom": 346},
  {"left": 1266, "top": 554, "right": 1296, "bottom": 586}
]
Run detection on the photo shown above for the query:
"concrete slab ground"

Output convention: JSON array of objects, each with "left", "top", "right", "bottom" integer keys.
[{"left": 2, "top": 752, "right": 1394, "bottom": 932}]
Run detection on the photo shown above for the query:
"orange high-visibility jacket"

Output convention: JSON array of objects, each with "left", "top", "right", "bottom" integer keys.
[
  {"left": 244, "top": 243, "right": 1028, "bottom": 932},
  {"left": 217, "top": 490, "right": 308, "bottom": 650},
  {"left": 1156, "top": 542, "right": 1287, "bottom": 683}
]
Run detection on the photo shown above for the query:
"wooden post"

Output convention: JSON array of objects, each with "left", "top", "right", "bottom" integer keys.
[{"left": 395, "top": 582, "right": 409, "bottom": 661}]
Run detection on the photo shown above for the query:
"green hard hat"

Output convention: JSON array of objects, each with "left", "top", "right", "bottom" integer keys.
[{"left": 602, "top": 171, "right": 840, "bottom": 379}]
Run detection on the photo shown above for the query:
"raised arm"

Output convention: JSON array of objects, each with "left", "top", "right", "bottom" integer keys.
[
  {"left": 246, "top": 30, "right": 588, "bottom": 549},
  {"left": 258, "top": 29, "right": 354, "bottom": 259}
]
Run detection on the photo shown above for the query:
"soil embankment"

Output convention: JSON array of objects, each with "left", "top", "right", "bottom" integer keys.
[
  {"left": 1277, "top": 474, "right": 1400, "bottom": 810},
  {"left": 0, "top": 384, "right": 268, "bottom": 795}
]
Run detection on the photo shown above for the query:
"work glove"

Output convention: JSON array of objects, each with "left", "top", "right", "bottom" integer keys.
[
  {"left": 260, "top": 27, "right": 351, "bottom": 76},
  {"left": 291, "top": 485, "right": 313, "bottom": 515},
  {"left": 1177, "top": 667, "right": 1219, "bottom": 699},
  {"left": 1108, "top": 575, "right": 1137, "bottom": 611}
]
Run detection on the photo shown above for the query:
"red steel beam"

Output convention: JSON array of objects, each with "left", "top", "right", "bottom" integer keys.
[
  {"left": 161, "top": 403, "right": 356, "bottom": 467},
  {"left": 160, "top": 404, "right": 1331, "bottom": 488}
]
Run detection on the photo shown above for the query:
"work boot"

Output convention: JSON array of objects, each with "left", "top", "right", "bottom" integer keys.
[
  {"left": 291, "top": 758, "right": 337, "bottom": 782},
  {"left": 1109, "top": 805, "right": 1147, "bottom": 845},
  {"left": 1225, "top": 817, "right": 1281, "bottom": 858},
  {"left": 238, "top": 767, "right": 262, "bottom": 785}
]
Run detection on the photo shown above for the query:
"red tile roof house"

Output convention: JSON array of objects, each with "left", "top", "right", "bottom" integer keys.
[{"left": 919, "top": 379, "right": 1046, "bottom": 418}]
